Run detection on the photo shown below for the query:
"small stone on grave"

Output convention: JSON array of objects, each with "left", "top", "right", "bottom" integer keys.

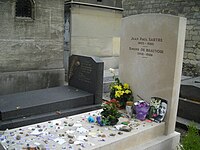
[
  {"left": 101, "top": 134, "right": 106, "bottom": 138},
  {"left": 10, "top": 132, "right": 14, "bottom": 136},
  {"left": 38, "top": 129, "right": 43, "bottom": 132},
  {"left": 109, "top": 133, "right": 116, "bottom": 136},
  {"left": 16, "top": 106, "right": 20, "bottom": 109},
  {"left": 68, "top": 134, "right": 74, "bottom": 138},
  {"left": 16, "top": 135, "right": 21, "bottom": 140},
  {"left": 56, "top": 111, "right": 62, "bottom": 115},
  {"left": 119, "top": 126, "right": 132, "bottom": 132},
  {"left": 69, "top": 139, "right": 74, "bottom": 144},
  {"left": 68, "top": 123, "right": 74, "bottom": 127},
  {"left": 118, "top": 132, "right": 123, "bottom": 135}
]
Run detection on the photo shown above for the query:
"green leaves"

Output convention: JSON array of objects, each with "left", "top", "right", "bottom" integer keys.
[
  {"left": 180, "top": 123, "right": 200, "bottom": 150},
  {"left": 100, "top": 100, "right": 121, "bottom": 126}
]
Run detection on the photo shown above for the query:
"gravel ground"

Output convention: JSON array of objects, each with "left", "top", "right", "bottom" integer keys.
[{"left": 175, "top": 126, "right": 187, "bottom": 142}]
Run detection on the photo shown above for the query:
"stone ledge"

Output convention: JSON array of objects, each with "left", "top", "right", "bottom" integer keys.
[
  {"left": 0, "top": 110, "right": 166, "bottom": 150},
  {"left": 131, "top": 132, "right": 180, "bottom": 150}
]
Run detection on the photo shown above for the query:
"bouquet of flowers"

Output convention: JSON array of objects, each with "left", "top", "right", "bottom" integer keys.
[
  {"left": 109, "top": 68, "right": 133, "bottom": 108},
  {"left": 97, "top": 99, "right": 121, "bottom": 126},
  {"left": 134, "top": 100, "right": 150, "bottom": 121}
]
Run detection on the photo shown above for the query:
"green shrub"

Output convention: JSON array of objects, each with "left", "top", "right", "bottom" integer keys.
[{"left": 179, "top": 123, "right": 200, "bottom": 150}]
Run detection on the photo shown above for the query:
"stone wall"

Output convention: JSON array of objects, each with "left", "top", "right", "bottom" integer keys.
[
  {"left": 69, "top": 4, "right": 122, "bottom": 70},
  {"left": 122, "top": 0, "right": 200, "bottom": 77},
  {"left": 67, "top": 0, "right": 122, "bottom": 8},
  {"left": 0, "top": 0, "right": 65, "bottom": 95}
]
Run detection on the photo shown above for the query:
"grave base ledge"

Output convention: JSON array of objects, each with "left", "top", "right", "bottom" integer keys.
[
  {"left": 127, "top": 132, "right": 180, "bottom": 150},
  {"left": 0, "top": 110, "right": 180, "bottom": 150},
  {"left": 91, "top": 123, "right": 180, "bottom": 150}
]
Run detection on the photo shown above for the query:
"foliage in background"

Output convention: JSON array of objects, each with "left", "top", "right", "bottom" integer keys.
[
  {"left": 109, "top": 68, "right": 133, "bottom": 108},
  {"left": 178, "top": 123, "right": 200, "bottom": 150}
]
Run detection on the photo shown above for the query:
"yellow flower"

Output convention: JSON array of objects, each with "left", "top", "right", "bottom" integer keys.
[
  {"left": 115, "top": 91, "right": 121, "bottom": 98},
  {"left": 125, "top": 89, "right": 131, "bottom": 94},
  {"left": 124, "top": 83, "right": 129, "bottom": 89},
  {"left": 114, "top": 85, "right": 122, "bottom": 91},
  {"left": 115, "top": 90, "right": 124, "bottom": 98}
]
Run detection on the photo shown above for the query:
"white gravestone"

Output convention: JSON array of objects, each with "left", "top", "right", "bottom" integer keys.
[{"left": 119, "top": 14, "right": 186, "bottom": 135}]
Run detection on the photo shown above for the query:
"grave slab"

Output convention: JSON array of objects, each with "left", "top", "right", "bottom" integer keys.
[
  {"left": 0, "top": 55, "right": 104, "bottom": 130},
  {"left": 180, "top": 76, "right": 200, "bottom": 101},
  {"left": 178, "top": 77, "right": 200, "bottom": 123},
  {"left": 0, "top": 110, "right": 169, "bottom": 150},
  {"left": 0, "top": 86, "right": 98, "bottom": 130},
  {"left": 178, "top": 97, "right": 200, "bottom": 123}
]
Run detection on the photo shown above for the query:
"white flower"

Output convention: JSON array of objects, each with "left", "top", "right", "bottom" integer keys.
[{"left": 109, "top": 68, "right": 115, "bottom": 74}]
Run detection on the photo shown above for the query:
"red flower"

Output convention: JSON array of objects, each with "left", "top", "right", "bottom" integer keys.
[{"left": 109, "top": 99, "right": 117, "bottom": 103}]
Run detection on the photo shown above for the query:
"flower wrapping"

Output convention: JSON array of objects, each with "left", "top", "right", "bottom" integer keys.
[{"left": 134, "top": 101, "right": 150, "bottom": 121}]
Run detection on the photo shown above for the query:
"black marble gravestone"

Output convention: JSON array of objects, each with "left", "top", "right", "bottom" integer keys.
[
  {"left": 178, "top": 76, "right": 200, "bottom": 123},
  {"left": 0, "top": 55, "right": 104, "bottom": 130},
  {"left": 68, "top": 55, "right": 104, "bottom": 105},
  {"left": 179, "top": 76, "right": 200, "bottom": 101}
]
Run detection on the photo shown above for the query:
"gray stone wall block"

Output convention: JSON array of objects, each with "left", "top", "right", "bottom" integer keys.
[
  {"left": 0, "top": 40, "right": 64, "bottom": 72},
  {"left": 196, "top": 48, "right": 200, "bottom": 55},
  {"left": 188, "top": 53, "right": 196, "bottom": 60},
  {"left": 190, "top": 60, "right": 197, "bottom": 65},
  {"left": 0, "top": 0, "right": 65, "bottom": 94},
  {"left": 183, "top": 53, "right": 188, "bottom": 59},
  {"left": 192, "top": 35, "right": 200, "bottom": 41},
  {"left": 189, "top": 30, "right": 198, "bottom": 35},
  {"left": 36, "top": 0, "right": 64, "bottom": 9},
  {"left": 0, "top": 69, "right": 65, "bottom": 95},
  {"left": 183, "top": 59, "right": 190, "bottom": 64},
  {"left": 184, "top": 48, "right": 193, "bottom": 53},
  {"left": 0, "top": 0, "right": 64, "bottom": 72},
  {"left": 196, "top": 54, "right": 200, "bottom": 61},
  {"left": 70, "top": 0, "right": 122, "bottom": 8},
  {"left": 185, "top": 34, "right": 192, "bottom": 40},
  {"left": 185, "top": 41, "right": 198, "bottom": 48},
  {"left": 51, "top": 21, "right": 64, "bottom": 40},
  {"left": 194, "top": 26, "right": 200, "bottom": 30}
]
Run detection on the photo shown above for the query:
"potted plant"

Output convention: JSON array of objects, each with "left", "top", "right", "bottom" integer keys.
[
  {"left": 109, "top": 68, "right": 133, "bottom": 108},
  {"left": 97, "top": 99, "right": 121, "bottom": 126}
]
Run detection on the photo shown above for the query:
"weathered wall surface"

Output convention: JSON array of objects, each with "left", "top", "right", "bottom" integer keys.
[
  {"left": 123, "top": 0, "right": 200, "bottom": 77},
  {"left": 0, "top": 0, "right": 65, "bottom": 95},
  {"left": 70, "top": 5, "right": 122, "bottom": 69},
  {"left": 67, "top": 0, "right": 122, "bottom": 8}
]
